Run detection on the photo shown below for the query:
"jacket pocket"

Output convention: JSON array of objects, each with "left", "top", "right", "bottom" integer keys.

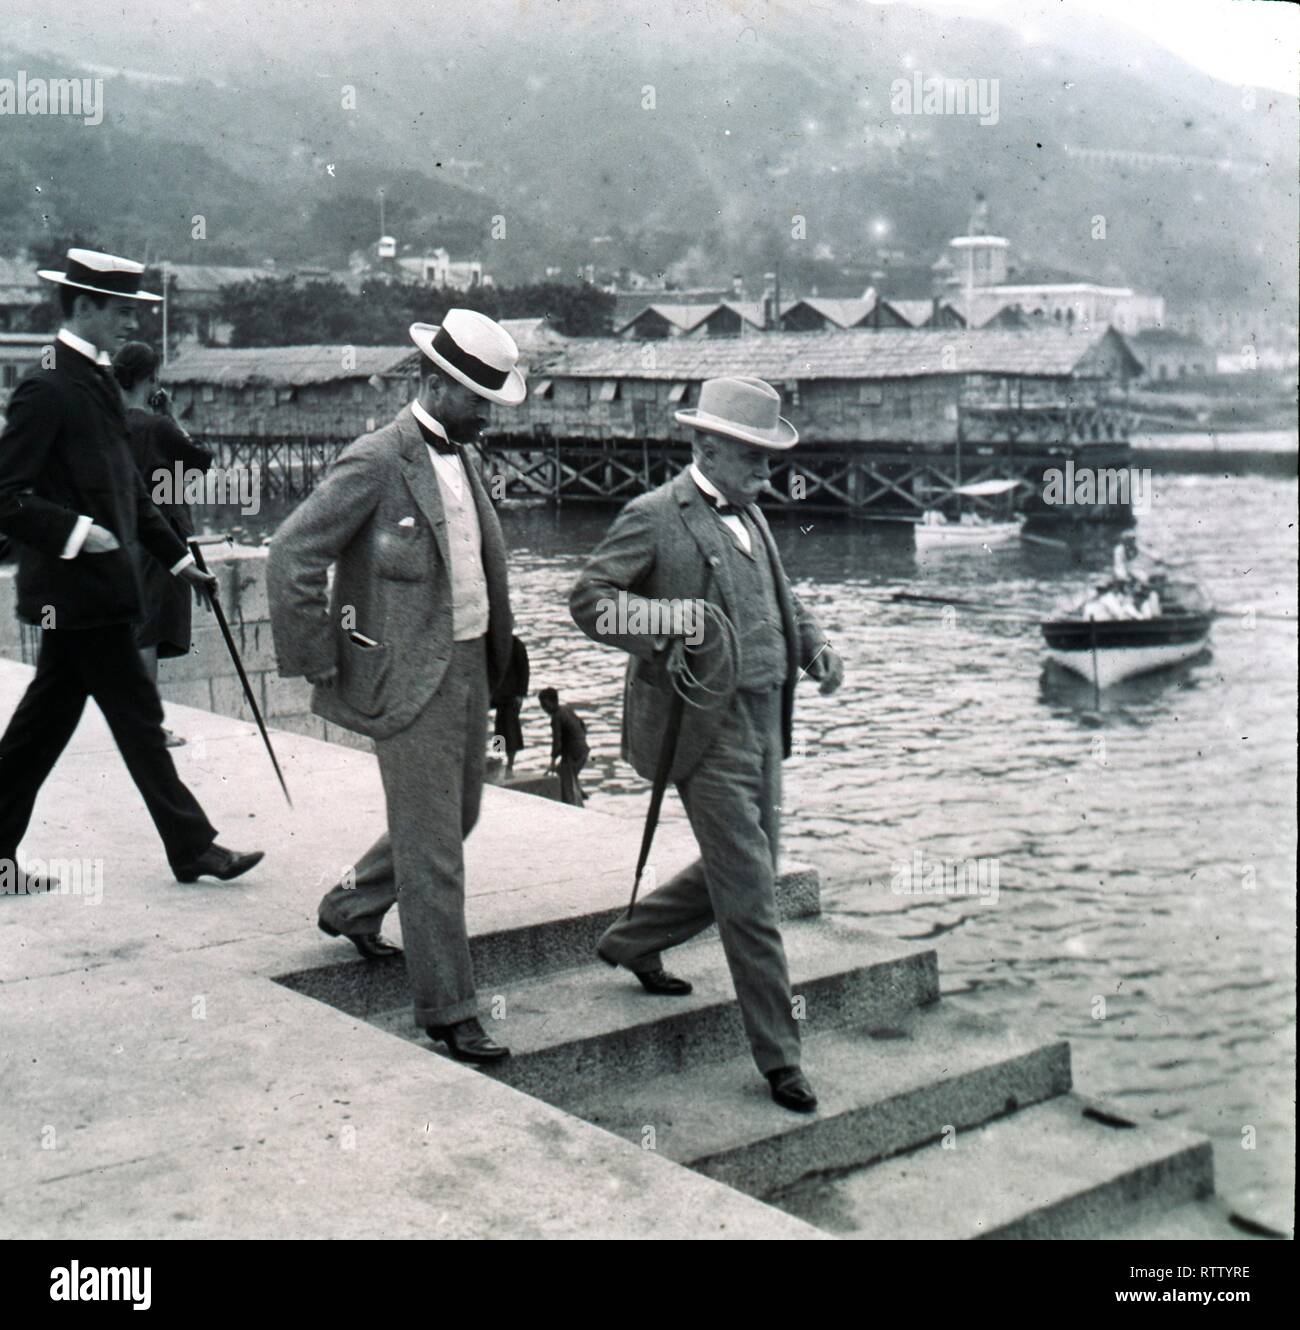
[
  {"left": 373, "top": 527, "right": 428, "bottom": 582},
  {"left": 339, "top": 634, "right": 391, "bottom": 717}
]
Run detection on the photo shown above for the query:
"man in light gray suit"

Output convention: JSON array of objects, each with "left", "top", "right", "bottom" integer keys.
[
  {"left": 570, "top": 377, "right": 843, "bottom": 1112},
  {"left": 268, "top": 310, "right": 524, "bottom": 1064}
]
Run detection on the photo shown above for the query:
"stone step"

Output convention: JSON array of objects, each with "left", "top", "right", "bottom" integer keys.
[
  {"left": 274, "top": 861, "right": 822, "bottom": 1016},
  {"left": 1095, "top": 1197, "right": 1287, "bottom": 1242},
  {"left": 772, "top": 1092, "right": 1214, "bottom": 1240},
  {"left": 564, "top": 998, "right": 1072, "bottom": 1198},
  {"left": 370, "top": 918, "right": 939, "bottom": 1101},
  {"left": 468, "top": 862, "right": 822, "bottom": 991}
]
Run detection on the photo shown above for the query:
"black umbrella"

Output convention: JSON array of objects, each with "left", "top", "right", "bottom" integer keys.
[{"left": 627, "top": 685, "right": 684, "bottom": 919}]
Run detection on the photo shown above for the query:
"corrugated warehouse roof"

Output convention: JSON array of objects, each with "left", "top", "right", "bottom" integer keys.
[
  {"left": 883, "top": 299, "right": 935, "bottom": 328},
  {"left": 162, "top": 345, "right": 413, "bottom": 387},
  {"left": 617, "top": 303, "right": 718, "bottom": 334},
  {"left": 535, "top": 326, "right": 1136, "bottom": 382},
  {"left": 785, "top": 296, "right": 876, "bottom": 328}
]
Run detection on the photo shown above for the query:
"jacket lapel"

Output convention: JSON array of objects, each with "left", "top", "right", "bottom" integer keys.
[
  {"left": 675, "top": 468, "right": 740, "bottom": 610},
  {"left": 395, "top": 406, "right": 451, "bottom": 574}
]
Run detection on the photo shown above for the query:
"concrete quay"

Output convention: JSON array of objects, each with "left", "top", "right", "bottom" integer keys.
[{"left": 0, "top": 656, "right": 1262, "bottom": 1242}]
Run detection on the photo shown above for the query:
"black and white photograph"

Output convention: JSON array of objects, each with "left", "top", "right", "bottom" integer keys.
[{"left": 0, "top": 0, "right": 1295, "bottom": 1281}]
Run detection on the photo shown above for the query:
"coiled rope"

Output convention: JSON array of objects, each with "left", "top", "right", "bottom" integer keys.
[{"left": 664, "top": 600, "right": 741, "bottom": 711}]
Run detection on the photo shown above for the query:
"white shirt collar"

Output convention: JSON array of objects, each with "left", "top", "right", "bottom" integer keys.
[
  {"left": 57, "top": 327, "right": 112, "bottom": 367},
  {"left": 690, "top": 462, "right": 730, "bottom": 505},
  {"left": 411, "top": 399, "right": 450, "bottom": 443}
]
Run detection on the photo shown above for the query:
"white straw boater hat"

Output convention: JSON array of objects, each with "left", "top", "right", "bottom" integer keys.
[
  {"left": 409, "top": 309, "right": 526, "bottom": 406},
  {"left": 37, "top": 247, "right": 162, "bottom": 302},
  {"left": 675, "top": 375, "right": 798, "bottom": 450}
]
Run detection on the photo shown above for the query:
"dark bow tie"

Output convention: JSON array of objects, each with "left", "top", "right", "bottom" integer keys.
[
  {"left": 415, "top": 417, "right": 459, "bottom": 456},
  {"left": 701, "top": 490, "right": 736, "bottom": 513}
]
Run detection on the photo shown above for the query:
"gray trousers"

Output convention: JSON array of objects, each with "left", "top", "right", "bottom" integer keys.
[
  {"left": 318, "top": 636, "right": 487, "bottom": 1028},
  {"left": 598, "top": 686, "right": 800, "bottom": 1075}
]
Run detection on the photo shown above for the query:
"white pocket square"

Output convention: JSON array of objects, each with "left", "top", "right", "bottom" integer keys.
[{"left": 398, "top": 516, "right": 416, "bottom": 528}]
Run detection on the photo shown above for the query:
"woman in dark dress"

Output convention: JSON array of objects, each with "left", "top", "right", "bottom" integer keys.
[{"left": 112, "top": 341, "right": 214, "bottom": 747}]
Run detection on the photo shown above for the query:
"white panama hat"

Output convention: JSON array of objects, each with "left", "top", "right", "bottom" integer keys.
[{"left": 409, "top": 309, "right": 526, "bottom": 406}]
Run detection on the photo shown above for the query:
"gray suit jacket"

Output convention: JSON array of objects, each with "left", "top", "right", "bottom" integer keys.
[
  {"left": 569, "top": 468, "right": 827, "bottom": 782},
  {"left": 267, "top": 406, "right": 512, "bottom": 740}
]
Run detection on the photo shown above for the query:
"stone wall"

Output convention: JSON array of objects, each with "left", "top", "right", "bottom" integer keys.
[{"left": 0, "top": 547, "right": 371, "bottom": 754}]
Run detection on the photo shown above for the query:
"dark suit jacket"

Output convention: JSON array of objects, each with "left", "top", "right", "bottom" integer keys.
[
  {"left": 267, "top": 405, "right": 513, "bottom": 740},
  {"left": 569, "top": 468, "right": 827, "bottom": 782},
  {"left": 0, "top": 343, "right": 189, "bottom": 630}
]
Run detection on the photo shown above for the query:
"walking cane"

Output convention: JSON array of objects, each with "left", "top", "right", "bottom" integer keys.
[
  {"left": 188, "top": 539, "right": 293, "bottom": 808},
  {"left": 628, "top": 684, "right": 685, "bottom": 920}
]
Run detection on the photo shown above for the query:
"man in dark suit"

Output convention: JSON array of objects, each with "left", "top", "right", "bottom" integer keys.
[
  {"left": 0, "top": 249, "right": 263, "bottom": 896},
  {"left": 570, "top": 376, "right": 843, "bottom": 1113},
  {"left": 268, "top": 310, "right": 524, "bottom": 1064}
]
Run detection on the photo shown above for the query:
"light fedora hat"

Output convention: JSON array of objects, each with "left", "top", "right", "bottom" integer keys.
[
  {"left": 409, "top": 309, "right": 526, "bottom": 406},
  {"left": 675, "top": 375, "right": 797, "bottom": 450},
  {"left": 37, "top": 247, "right": 161, "bottom": 302}
]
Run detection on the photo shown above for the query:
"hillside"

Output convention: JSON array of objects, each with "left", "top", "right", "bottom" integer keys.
[{"left": 0, "top": 0, "right": 1294, "bottom": 311}]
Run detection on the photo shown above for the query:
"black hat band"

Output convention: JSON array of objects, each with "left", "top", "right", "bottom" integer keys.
[
  {"left": 64, "top": 258, "right": 144, "bottom": 296},
  {"left": 432, "top": 325, "right": 510, "bottom": 391}
]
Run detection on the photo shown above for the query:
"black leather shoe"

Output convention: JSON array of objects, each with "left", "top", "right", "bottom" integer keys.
[
  {"left": 767, "top": 1066, "right": 818, "bottom": 1113},
  {"left": 597, "top": 946, "right": 692, "bottom": 996},
  {"left": 426, "top": 1017, "right": 510, "bottom": 1064},
  {"left": 634, "top": 968, "right": 693, "bottom": 996},
  {"left": 318, "top": 918, "right": 402, "bottom": 960},
  {"left": 173, "top": 844, "right": 264, "bottom": 884}
]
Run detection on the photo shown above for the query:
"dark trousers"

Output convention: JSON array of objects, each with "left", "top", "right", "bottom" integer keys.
[
  {"left": 0, "top": 624, "right": 217, "bottom": 870},
  {"left": 318, "top": 636, "right": 488, "bottom": 1028},
  {"left": 598, "top": 687, "right": 800, "bottom": 1075},
  {"left": 558, "top": 754, "right": 586, "bottom": 807}
]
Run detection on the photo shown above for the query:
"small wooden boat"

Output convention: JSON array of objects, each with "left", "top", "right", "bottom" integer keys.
[
  {"left": 1041, "top": 580, "right": 1212, "bottom": 687},
  {"left": 914, "top": 513, "right": 1025, "bottom": 548},
  {"left": 914, "top": 480, "right": 1025, "bottom": 550}
]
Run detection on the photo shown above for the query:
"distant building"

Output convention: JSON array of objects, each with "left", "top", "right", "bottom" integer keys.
[
  {"left": 1128, "top": 329, "right": 1212, "bottom": 381},
  {"left": 696, "top": 301, "right": 767, "bottom": 337},
  {"left": 160, "top": 344, "right": 418, "bottom": 437},
  {"left": 616, "top": 303, "right": 716, "bottom": 339},
  {"left": 0, "top": 259, "right": 45, "bottom": 331},
  {"left": 505, "top": 325, "right": 1141, "bottom": 448},
  {"left": 780, "top": 296, "right": 879, "bottom": 332},
  {"left": 0, "top": 332, "right": 51, "bottom": 414},
  {"left": 162, "top": 320, "right": 564, "bottom": 438},
  {"left": 161, "top": 262, "right": 280, "bottom": 347},
  {"left": 932, "top": 198, "right": 1165, "bottom": 334},
  {"left": 394, "top": 247, "right": 487, "bottom": 290}
]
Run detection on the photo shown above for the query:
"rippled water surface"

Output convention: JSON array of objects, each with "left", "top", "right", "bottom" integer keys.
[{"left": 493, "top": 470, "right": 1296, "bottom": 1226}]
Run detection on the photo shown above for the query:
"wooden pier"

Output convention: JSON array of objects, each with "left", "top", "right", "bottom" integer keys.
[{"left": 186, "top": 326, "right": 1146, "bottom": 524}]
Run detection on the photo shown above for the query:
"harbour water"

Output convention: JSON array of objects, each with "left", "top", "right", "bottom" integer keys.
[{"left": 495, "top": 468, "right": 1296, "bottom": 1227}]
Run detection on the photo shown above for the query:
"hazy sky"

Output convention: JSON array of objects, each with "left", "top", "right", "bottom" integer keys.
[{"left": 902, "top": 0, "right": 1298, "bottom": 94}]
